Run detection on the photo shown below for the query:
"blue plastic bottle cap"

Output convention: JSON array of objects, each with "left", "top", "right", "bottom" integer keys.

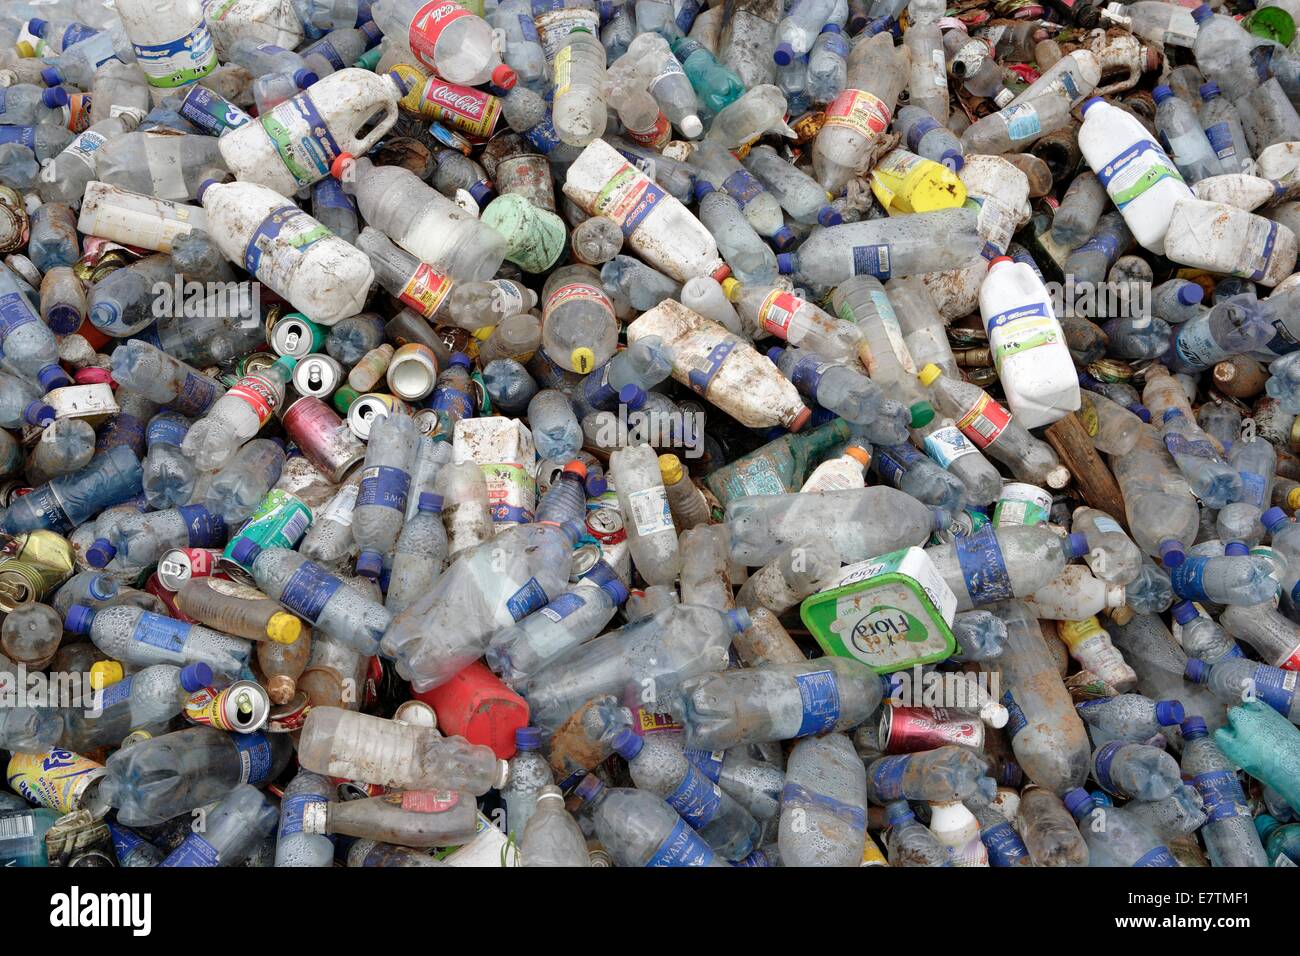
[
  {"left": 1152, "top": 85, "right": 1173, "bottom": 103},
  {"left": 65, "top": 604, "right": 95, "bottom": 635},
  {"left": 1061, "top": 788, "right": 1094, "bottom": 818},
  {"left": 87, "top": 575, "right": 117, "bottom": 601},
  {"left": 356, "top": 549, "right": 383, "bottom": 578},
  {"left": 196, "top": 179, "right": 220, "bottom": 202},
  {"left": 1161, "top": 407, "right": 1181, "bottom": 423},
  {"left": 1066, "top": 532, "right": 1089, "bottom": 558},
  {"left": 611, "top": 728, "right": 644, "bottom": 759},
  {"left": 450, "top": 351, "right": 472, "bottom": 369},
  {"left": 602, "top": 578, "right": 629, "bottom": 605},
  {"left": 1178, "top": 283, "right": 1203, "bottom": 305},
  {"left": 771, "top": 226, "right": 798, "bottom": 251},
  {"left": 1181, "top": 716, "right": 1209, "bottom": 738},
  {"left": 515, "top": 726, "right": 543, "bottom": 750},
  {"left": 816, "top": 205, "right": 842, "bottom": 227},
  {"left": 1131, "top": 404, "right": 1152, "bottom": 423},
  {"left": 1155, "top": 699, "right": 1185, "bottom": 727},
  {"left": 43, "top": 86, "right": 69, "bottom": 108},
  {"left": 27, "top": 401, "right": 55, "bottom": 427},
  {"left": 885, "top": 800, "right": 916, "bottom": 825},
  {"left": 1224, "top": 541, "right": 1250, "bottom": 556},
  {"left": 1192, "top": 3, "right": 1212, "bottom": 23},
  {"left": 766, "top": 346, "right": 785, "bottom": 363},
  {"left": 573, "top": 773, "right": 605, "bottom": 802},
  {"left": 28, "top": 17, "right": 48, "bottom": 36},
  {"left": 774, "top": 42, "right": 795, "bottom": 65},
  {"left": 1199, "top": 82, "right": 1220, "bottom": 100},
  {"left": 585, "top": 474, "right": 607, "bottom": 496},
  {"left": 1184, "top": 658, "right": 1209, "bottom": 682},
  {"left": 37, "top": 364, "right": 71, "bottom": 391},
  {"left": 41, "top": 66, "right": 62, "bottom": 87},
  {"left": 726, "top": 608, "right": 752, "bottom": 633},
  {"left": 228, "top": 538, "right": 263, "bottom": 567},
  {"left": 1081, "top": 97, "right": 1105, "bottom": 115},
  {"left": 85, "top": 539, "right": 117, "bottom": 568},
  {"left": 418, "top": 492, "right": 444, "bottom": 514},
  {"left": 1171, "top": 600, "right": 1199, "bottom": 625},
  {"left": 693, "top": 179, "right": 716, "bottom": 201},
  {"left": 942, "top": 151, "right": 965, "bottom": 173},
  {"left": 1262, "top": 506, "right": 1288, "bottom": 531},
  {"left": 621, "top": 384, "right": 647, "bottom": 409},
  {"left": 776, "top": 252, "right": 796, "bottom": 274},
  {"left": 387, "top": 70, "right": 409, "bottom": 95},
  {"left": 294, "top": 69, "right": 319, "bottom": 89},
  {"left": 1159, "top": 539, "right": 1186, "bottom": 568},
  {"left": 179, "top": 662, "right": 214, "bottom": 693}
]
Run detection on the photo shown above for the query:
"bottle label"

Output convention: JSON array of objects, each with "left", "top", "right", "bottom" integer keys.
[
  {"left": 1204, "top": 122, "right": 1236, "bottom": 162},
  {"left": 1095, "top": 139, "right": 1184, "bottom": 210},
  {"left": 871, "top": 289, "right": 914, "bottom": 372},
  {"left": 160, "top": 832, "right": 220, "bottom": 867},
  {"left": 645, "top": 817, "right": 715, "bottom": 867},
  {"left": 130, "top": 23, "right": 217, "bottom": 89},
  {"left": 13, "top": 485, "right": 71, "bottom": 535},
  {"left": 625, "top": 112, "right": 670, "bottom": 148},
  {"left": 422, "top": 82, "right": 501, "bottom": 138},
  {"left": 1091, "top": 515, "right": 1122, "bottom": 534},
  {"left": 226, "top": 374, "right": 281, "bottom": 425},
  {"left": 230, "top": 490, "right": 313, "bottom": 555},
  {"left": 720, "top": 168, "right": 766, "bottom": 209},
  {"left": 179, "top": 85, "right": 251, "bottom": 136},
  {"left": 1001, "top": 689, "right": 1027, "bottom": 739},
  {"left": 955, "top": 393, "right": 1012, "bottom": 449},
  {"left": 1091, "top": 740, "right": 1125, "bottom": 794},
  {"left": 543, "top": 281, "right": 615, "bottom": 323},
  {"left": 357, "top": 465, "right": 411, "bottom": 514},
  {"left": 506, "top": 576, "right": 550, "bottom": 621},
  {"left": 986, "top": 302, "right": 1059, "bottom": 371},
  {"left": 923, "top": 425, "right": 978, "bottom": 469},
  {"left": 407, "top": 1, "right": 474, "bottom": 72},
  {"left": 131, "top": 612, "right": 190, "bottom": 653},
  {"left": 306, "top": 37, "right": 346, "bottom": 70},
  {"left": 243, "top": 205, "right": 332, "bottom": 289},
  {"left": 1172, "top": 320, "right": 1221, "bottom": 369},
  {"left": 684, "top": 748, "right": 725, "bottom": 782},
  {"left": 686, "top": 339, "right": 736, "bottom": 396},
  {"left": 279, "top": 791, "right": 329, "bottom": 837},
  {"left": 64, "top": 130, "right": 109, "bottom": 172},
  {"left": 259, "top": 94, "right": 343, "bottom": 189},
  {"left": 99, "top": 675, "right": 135, "bottom": 710},
  {"left": 0, "top": 291, "right": 39, "bottom": 340},
  {"left": 823, "top": 88, "right": 891, "bottom": 137},
  {"left": 234, "top": 731, "right": 275, "bottom": 784},
  {"left": 789, "top": 355, "right": 834, "bottom": 395},
  {"left": 999, "top": 102, "right": 1042, "bottom": 141},
  {"left": 552, "top": 43, "right": 573, "bottom": 96},
  {"left": 781, "top": 781, "right": 866, "bottom": 833},
  {"left": 518, "top": 12, "right": 542, "bottom": 41},
  {"left": 279, "top": 560, "right": 343, "bottom": 623},
  {"left": 757, "top": 289, "right": 801, "bottom": 338},
  {"left": 592, "top": 164, "right": 668, "bottom": 238},
  {"left": 851, "top": 244, "right": 892, "bottom": 279},
  {"left": 625, "top": 486, "right": 674, "bottom": 536},
  {"left": 716, "top": 458, "right": 785, "bottom": 499},
  {"left": 1169, "top": 555, "right": 1211, "bottom": 603},
  {"left": 177, "top": 504, "right": 227, "bottom": 547},
  {"left": 982, "top": 820, "right": 1030, "bottom": 867},
  {"left": 1133, "top": 845, "right": 1179, "bottom": 867},
  {"left": 539, "top": 590, "right": 587, "bottom": 623},
  {"left": 794, "top": 668, "right": 840, "bottom": 736},
  {"left": 1239, "top": 471, "right": 1267, "bottom": 509},
  {"left": 954, "top": 525, "right": 1012, "bottom": 605},
  {"left": 1243, "top": 217, "right": 1279, "bottom": 283},
  {"left": 873, "top": 445, "right": 910, "bottom": 487},
  {"left": 146, "top": 416, "right": 190, "bottom": 448},
  {"left": 1251, "top": 666, "right": 1298, "bottom": 714},
  {"left": 665, "top": 766, "right": 723, "bottom": 828},
  {"left": 431, "top": 384, "right": 474, "bottom": 421},
  {"left": 321, "top": 485, "right": 358, "bottom": 527},
  {"left": 1190, "top": 769, "right": 1249, "bottom": 823},
  {"left": 169, "top": 372, "right": 222, "bottom": 418},
  {"left": 868, "top": 753, "right": 909, "bottom": 800}
]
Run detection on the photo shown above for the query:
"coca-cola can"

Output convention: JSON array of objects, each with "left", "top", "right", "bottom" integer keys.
[
  {"left": 585, "top": 508, "right": 626, "bottom": 545},
  {"left": 879, "top": 706, "right": 985, "bottom": 754},
  {"left": 496, "top": 153, "right": 556, "bottom": 211},
  {"left": 283, "top": 395, "right": 367, "bottom": 482},
  {"left": 157, "top": 547, "right": 224, "bottom": 592}
]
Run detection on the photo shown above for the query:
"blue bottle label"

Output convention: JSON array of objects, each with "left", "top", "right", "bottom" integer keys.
[
  {"left": 1190, "top": 769, "right": 1249, "bottom": 823},
  {"left": 1169, "top": 556, "right": 1210, "bottom": 602},
  {"left": 788, "top": 354, "right": 832, "bottom": 396},
  {"left": 177, "top": 504, "right": 227, "bottom": 547},
  {"left": 851, "top": 244, "right": 892, "bottom": 279},
  {"left": 1001, "top": 689, "right": 1028, "bottom": 739},
  {"left": 0, "top": 290, "right": 39, "bottom": 339},
  {"left": 279, "top": 561, "right": 343, "bottom": 623},
  {"left": 905, "top": 114, "right": 941, "bottom": 154},
  {"left": 1094, "top": 140, "right": 1184, "bottom": 210},
  {"left": 518, "top": 12, "right": 542, "bottom": 41},
  {"left": 313, "top": 177, "right": 357, "bottom": 212},
  {"left": 1247, "top": 221, "right": 1279, "bottom": 283},
  {"left": 794, "top": 669, "right": 840, "bottom": 736},
  {"left": 357, "top": 465, "right": 411, "bottom": 514},
  {"left": 781, "top": 781, "right": 866, "bottom": 833},
  {"left": 95, "top": 414, "right": 147, "bottom": 457},
  {"left": 243, "top": 205, "right": 331, "bottom": 278},
  {"left": 876, "top": 443, "right": 923, "bottom": 487},
  {"left": 258, "top": 93, "right": 342, "bottom": 188},
  {"left": 673, "top": 0, "right": 701, "bottom": 31},
  {"left": 684, "top": 748, "right": 725, "bottom": 782},
  {"left": 170, "top": 371, "right": 222, "bottom": 417},
  {"left": 132, "top": 612, "right": 189, "bottom": 653},
  {"left": 179, "top": 85, "right": 251, "bottom": 136},
  {"left": 431, "top": 385, "right": 474, "bottom": 420},
  {"left": 0, "top": 127, "right": 37, "bottom": 151},
  {"left": 954, "top": 525, "right": 1013, "bottom": 604},
  {"left": 108, "top": 822, "right": 148, "bottom": 864},
  {"left": 1091, "top": 740, "right": 1125, "bottom": 795},
  {"left": 62, "top": 23, "right": 101, "bottom": 47},
  {"left": 1204, "top": 122, "right": 1236, "bottom": 161},
  {"left": 234, "top": 731, "right": 275, "bottom": 784},
  {"left": 304, "top": 37, "right": 346, "bottom": 69},
  {"left": 146, "top": 416, "right": 190, "bottom": 448},
  {"left": 1132, "top": 845, "right": 1179, "bottom": 867},
  {"left": 645, "top": 817, "right": 715, "bottom": 867},
  {"left": 735, "top": 847, "right": 775, "bottom": 866},
  {"left": 99, "top": 675, "right": 135, "bottom": 710},
  {"left": 279, "top": 791, "right": 329, "bottom": 837},
  {"left": 1251, "top": 665, "right": 1298, "bottom": 714},
  {"left": 160, "top": 832, "right": 220, "bottom": 867},
  {"left": 539, "top": 591, "right": 587, "bottom": 623},
  {"left": 720, "top": 168, "right": 766, "bottom": 208},
  {"left": 686, "top": 339, "right": 737, "bottom": 395},
  {"left": 618, "top": 177, "right": 668, "bottom": 238},
  {"left": 525, "top": 114, "right": 561, "bottom": 154},
  {"left": 14, "top": 484, "right": 71, "bottom": 534},
  {"left": 982, "top": 820, "right": 1030, "bottom": 867},
  {"left": 507, "top": 577, "right": 550, "bottom": 622},
  {"left": 868, "top": 753, "right": 910, "bottom": 801},
  {"left": 665, "top": 765, "right": 723, "bottom": 828},
  {"left": 1239, "top": 471, "right": 1267, "bottom": 508}
]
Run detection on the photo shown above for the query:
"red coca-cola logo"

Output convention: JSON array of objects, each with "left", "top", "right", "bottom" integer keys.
[{"left": 425, "top": 83, "right": 487, "bottom": 117}]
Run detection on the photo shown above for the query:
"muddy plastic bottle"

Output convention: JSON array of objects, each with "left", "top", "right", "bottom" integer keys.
[
  {"left": 812, "top": 31, "right": 907, "bottom": 191},
  {"left": 779, "top": 733, "right": 868, "bottom": 867},
  {"left": 1016, "top": 785, "right": 1088, "bottom": 866},
  {"left": 175, "top": 577, "right": 303, "bottom": 645}
]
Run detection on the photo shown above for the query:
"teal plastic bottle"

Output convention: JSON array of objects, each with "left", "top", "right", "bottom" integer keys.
[{"left": 1214, "top": 701, "right": 1300, "bottom": 812}]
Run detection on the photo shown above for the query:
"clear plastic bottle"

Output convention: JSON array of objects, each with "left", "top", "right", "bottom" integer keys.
[
  {"left": 1191, "top": 2, "right": 1264, "bottom": 103},
  {"left": 1179, "top": 716, "right": 1269, "bottom": 866},
  {"left": 1062, "top": 789, "right": 1178, "bottom": 866},
  {"left": 779, "top": 733, "right": 868, "bottom": 867},
  {"left": 1092, "top": 740, "right": 1182, "bottom": 801},
  {"left": 573, "top": 774, "right": 726, "bottom": 866},
  {"left": 0, "top": 444, "right": 142, "bottom": 535},
  {"left": 385, "top": 493, "right": 449, "bottom": 615},
  {"left": 372, "top": 0, "right": 516, "bottom": 87},
  {"left": 521, "top": 785, "right": 589, "bottom": 866},
  {"left": 812, "top": 31, "right": 907, "bottom": 191},
  {"left": 275, "top": 769, "right": 335, "bottom": 867},
  {"left": 65, "top": 603, "right": 250, "bottom": 680},
  {"left": 174, "top": 577, "right": 303, "bottom": 646},
  {"left": 610, "top": 442, "right": 681, "bottom": 585},
  {"left": 160, "top": 785, "right": 279, "bottom": 867},
  {"left": 1017, "top": 785, "right": 1089, "bottom": 866},
  {"left": 181, "top": 356, "right": 295, "bottom": 471}
]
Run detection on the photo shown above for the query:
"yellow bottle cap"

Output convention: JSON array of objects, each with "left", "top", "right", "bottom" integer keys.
[
  {"left": 845, "top": 445, "right": 871, "bottom": 467},
  {"left": 266, "top": 612, "right": 303, "bottom": 645},
  {"left": 720, "top": 277, "right": 739, "bottom": 301},
  {"left": 16, "top": 40, "right": 36, "bottom": 58},
  {"left": 659, "top": 453, "right": 684, "bottom": 485},
  {"left": 473, "top": 325, "right": 495, "bottom": 341},
  {"left": 89, "top": 661, "right": 124, "bottom": 690},
  {"left": 571, "top": 347, "right": 595, "bottom": 373},
  {"left": 917, "top": 363, "right": 941, "bottom": 387}
]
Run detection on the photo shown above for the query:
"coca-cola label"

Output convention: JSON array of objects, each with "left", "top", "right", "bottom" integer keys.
[
  {"left": 227, "top": 375, "right": 279, "bottom": 424},
  {"left": 420, "top": 81, "right": 501, "bottom": 138}
]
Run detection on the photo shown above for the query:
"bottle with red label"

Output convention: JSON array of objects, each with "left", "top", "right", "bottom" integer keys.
[
  {"left": 722, "top": 279, "right": 863, "bottom": 365},
  {"left": 356, "top": 226, "right": 454, "bottom": 322},
  {"left": 182, "top": 356, "right": 298, "bottom": 472},
  {"left": 372, "top": 0, "right": 517, "bottom": 88},
  {"left": 812, "top": 30, "right": 908, "bottom": 192},
  {"left": 917, "top": 363, "right": 1071, "bottom": 490}
]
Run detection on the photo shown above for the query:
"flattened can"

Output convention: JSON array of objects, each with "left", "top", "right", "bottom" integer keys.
[
  {"left": 221, "top": 489, "right": 314, "bottom": 582},
  {"left": 282, "top": 396, "right": 366, "bottom": 482},
  {"left": 879, "top": 706, "right": 985, "bottom": 754},
  {"left": 267, "top": 691, "right": 312, "bottom": 732},
  {"left": 5, "top": 749, "right": 105, "bottom": 813},
  {"left": 185, "top": 680, "right": 271, "bottom": 733},
  {"left": 157, "top": 547, "right": 224, "bottom": 592},
  {"left": 293, "top": 353, "right": 343, "bottom": 398}
]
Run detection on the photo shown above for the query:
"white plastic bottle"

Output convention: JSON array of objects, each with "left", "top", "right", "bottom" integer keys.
[
  {"left": 610, "top": 442, "right": 681, "bottom": 586},
  {"left": 1162, "top": 197, "right": 1298, "bottom": 287},
  {"left": 204, "top": 0, "right": 305, "bottom": 57},
  {"left": 979, "top": 256, "right": 1079, "bottom": 429},
  {"left": 77, "top": 181, "right": 208, "bottom": 253},
  {"left": 196, "top": 179, "right": 373, "bottom": 324},
  {"left": 219, "top": 69, "right": 404, "bottom": 196},
  {"left": 1078, "top": 96, "right": 1195, "bottom": 255},
  {"left": 114, "top": 0, "right": 219, "bottom": 95}
]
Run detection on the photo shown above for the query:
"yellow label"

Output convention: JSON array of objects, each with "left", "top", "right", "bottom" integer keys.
[
  {"left": 553, "top": 45, "right": 573, "bottom": 97},
  {"left": 1056, "top": 615, "right": 1104, "bottom": 650}
]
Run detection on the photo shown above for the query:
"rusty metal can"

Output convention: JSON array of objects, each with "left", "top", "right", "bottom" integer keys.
[
  {"left": 293, "top": 353, "right": 344, "bottom": 398},
  {"left": 334, "top": 779, "right": 385, "bottom": 800},
  {"left": 495, "top": 153, "right": 556, "bottom": 212},
  {"left": 282, "top": 395, "right": 366, "bottom": 482},
  {"left": 879, "top": 706, "right": 985, "bottom": 754},
  {"left": 156, "top": 547, "right": 224, "bottom": 592},
  {"left": 0, "top": 186, "right": 29, "bottom": 253},
  {"left": 267, "top": 690, "right": 312, "bottom": 733},
  {"left": 185, "top": 680, "right": 271, "bottom": 733},
  {"left": 385, "top": 342, "right": 440, "bottom": 401}
]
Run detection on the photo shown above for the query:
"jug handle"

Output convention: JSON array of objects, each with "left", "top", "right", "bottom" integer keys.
[{"left": 352, "top": 103, "right": 400, "bottom": 157}]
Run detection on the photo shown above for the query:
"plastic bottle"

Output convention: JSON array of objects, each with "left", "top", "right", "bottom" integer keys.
[
  {"left": 521, "top": 784, "right": 590, "bottom": 866},
  {"left": 573, "top": 773, "right": 726, "bottom": 867},
  {"left": 779, "top": 733, "right": 868, "bottom": 866},
  {"left": 65, "top": 603, "right": 250, "bottom": 680},
  {"left": 812, "top": 31, "right": 907, "bottom": 191},
  {"left": 182, "top": 356, "right": 296, "bottom": 472}
]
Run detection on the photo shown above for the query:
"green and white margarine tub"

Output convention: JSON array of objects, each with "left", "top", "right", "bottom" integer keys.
[{"left": 799, "top": 546, "right": 957, "bottom": 674}]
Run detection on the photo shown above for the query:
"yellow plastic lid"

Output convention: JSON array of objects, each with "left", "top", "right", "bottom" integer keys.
[
  {"left": 571, "top": 347, "right": 595, "bottom": 373},
  {"left": 918, "top": 363, "right": 942, "bottom": 387},
  {"left": 845, "top": 445, "right": 871, "bottom": 467},
  {"left": 89, "top": 661, "right": 124, "bottom": 690},
  {"left": 659, "top": 453, "right": 684, "bottom": 484},
  {"left": 266, "top": 612, "right": 303, "bottom": 645},
  {"left": 472, "top": 325, "right": 495, "bottom": 341},
  {"left": 720, "top": 277, "right": 739, "bottom": 301},
  {"left": 1288, "top": 487, "right": 1300, "bottom": 511}
]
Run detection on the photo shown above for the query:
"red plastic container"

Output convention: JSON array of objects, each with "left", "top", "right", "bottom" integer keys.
[{"left": 411, "top": 661, "right": 530, "bottom": 759}]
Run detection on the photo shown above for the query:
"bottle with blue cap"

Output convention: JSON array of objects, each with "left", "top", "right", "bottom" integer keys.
[
  {"left": 1152, "top": 82, "right": 1225, "bottom": 183},
  {"left": 141, "top": 411, "right": 197, "bottom": 509},
  {"left": 1167, "top": 542, "right": 1277, "bottom": 606},
  {"left": 486, "top": 567, "right": 629, "bottom": 686},
  {"left": 1090, "top": 740, "right": 1182, "bottom": 801},
  {"left": 1217, "top": 600, "right": 1300, "bottom": 671},
  {"left": 351, "top": 411, "right": 419, "bottom": 580},
  {"left": 204, "top": 438, "right": 289, "bottom": 525},
  {"left": 502, "top": 726, "right": 555, "bottom": 841},
  {"left": 0, "top": 82, "right": 69, "bottom": 126},
  {"left": 806, "top": 23, "right": 848, "bottom": 107},
  {"left": 883, "top": 799, "right": 951, "bottom": 867},
  {"left": 924, "top": 525, "right": 1090, "bottom": 612},
  {"left": 88, "top": 501, "right": 226, "bottom": 571},
  {"left": 689, "top": 139, "right": 798, "bottom": 251},
  {"left": 693, "top": 180, "right": 779, "bottom": 285},
  {"left": 742, "top": 143, "right": 843, "bottom": 227},
  {"left": 1076, "top": 693, "right": 1185, "bottom": 745},
  {"left": 1180, "top": 716, "right": 1271, "bottom": 867},
  {"left": 65, "top": 602, "right": 250, "bottom": 680},
  {"left": 181, "top": 354, "right": 298, "bottom": 472},
  {"left": 274, "top": 769, "right": 335, "bottom": 868},
  {"left": 778, "top": 733, "right": 869, "bottom": 866},
  {"left": 1186, "top": 655, "right": 1300, "bottom": 723},
  {"left": 1062, "top": 787, "right": 1180, "bottom": 866},
  {"left": 0, "top": 368, "right": 55, "bottom": 431},
  {"left": 0, "top": 261, "right": 73, "bottom": 393},
  {"left": 1192, "top": 2, "right": 1265, "bottom": 102},
  {"left": 866, "top": 745, "right": 998, "bottom": 805},
  {"left": 0, "top": 444, "right": 142, "bottom": 536},
  {"left": 573, "top": 772, "right": 726, "bottom": 867},
  {"left": 773, "top": 0, "right": 835, "bottom": 67},
  {"left": 481, "top": 358, "right": 539, "bottom": 416},
  {"left": 1172, "top": 599, "right": 1242, "bottom": 664},
  {"left": 62, "top": 661, "right": 213, "bottom": 752},
  {"left": 1198, "top": 82, "right": 1254, "bottom": 175},
  {"left": 385, "top": 491, "right": 449, "bottom": 615}
]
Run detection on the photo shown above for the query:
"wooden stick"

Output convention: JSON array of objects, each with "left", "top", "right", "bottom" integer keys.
[{"left": 1045, "top": 413, "right": 1129, "bottom": 531}]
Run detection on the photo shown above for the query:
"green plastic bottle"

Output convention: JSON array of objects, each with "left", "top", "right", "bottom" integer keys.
[
  {"left": 1255, "top": 813, "right": 1300, "bottom": 866},
  {"left": 703, "top": 418, "right": 851, "bottom": 507},
  {"left": 1215, "top": 700, "right": 1300, "bottom": 811},
  {"left": 0, "top": 807, "right": 58, "bottom": 866}
]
